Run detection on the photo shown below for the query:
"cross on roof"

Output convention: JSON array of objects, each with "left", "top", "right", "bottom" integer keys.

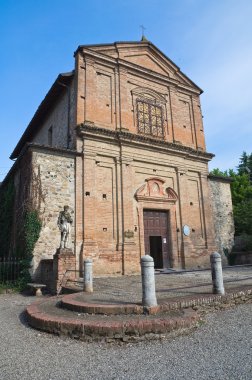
[{"left": 140, "top": 24, "right": 146, "bottom": 39}]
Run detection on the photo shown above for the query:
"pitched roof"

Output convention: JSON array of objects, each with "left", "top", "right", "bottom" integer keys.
[{"left": 10, "top": 71, "right": 74, "bottom": 159}]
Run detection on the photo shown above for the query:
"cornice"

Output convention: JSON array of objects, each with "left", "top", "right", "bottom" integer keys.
[
  {"left": 208, "top": 174, "right": 234, "bottom": 183},
  {"left": 79, "top": 48, "right": 201, "bottom": 96},
  {"left": 77, "top": 124, "right": 214, "bottom": 162}
]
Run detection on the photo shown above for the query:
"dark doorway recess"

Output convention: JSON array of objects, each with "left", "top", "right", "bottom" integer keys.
[
  {"left": 143, "top": 209, "right": 170, "bottom": 268},
  {"left": 149, "top": 236, "right": 163, "bottom": 268}
]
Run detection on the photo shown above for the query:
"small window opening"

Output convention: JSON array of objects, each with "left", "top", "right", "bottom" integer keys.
[{"left": 48, "top": 126, "right": 53, "bottom": 146}]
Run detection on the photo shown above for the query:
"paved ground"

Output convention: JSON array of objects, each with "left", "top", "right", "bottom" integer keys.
[
  {"left": 0, "top": 294, "right": 251, "bottom": 380},
  {"left": 72, "top": 266, "right": 252, "bottom": 302},
  {"left": 0, "top": 267, "right": 252, "bottom": 380}
]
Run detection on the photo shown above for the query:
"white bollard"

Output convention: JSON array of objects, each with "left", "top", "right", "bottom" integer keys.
[
  {"left": 210, "top": 252, "right": 225, "bottom": 295},
  {"left": 83, "top": 259, "right": 93, "bottom": 293},
  {"left": 141, "top": 255, "right": 157, "bottom": 307}
]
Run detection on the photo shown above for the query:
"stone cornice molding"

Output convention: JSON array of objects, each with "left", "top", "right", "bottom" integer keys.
[{"left": 77, "top": 123, "right": 215, "bottom": 162}]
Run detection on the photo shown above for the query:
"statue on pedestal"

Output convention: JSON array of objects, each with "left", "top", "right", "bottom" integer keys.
[{"left": 57, "top": 205, "right": 73, "bottom": 249}]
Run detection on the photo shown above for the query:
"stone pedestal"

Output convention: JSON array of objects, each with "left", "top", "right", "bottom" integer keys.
[{"left": 53, "top": 248, "right": 76, "bottom": 294}]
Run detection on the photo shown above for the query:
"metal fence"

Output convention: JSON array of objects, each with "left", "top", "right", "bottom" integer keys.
[{"left": 0, "top": 257, "right": 22, "bottom": 283}]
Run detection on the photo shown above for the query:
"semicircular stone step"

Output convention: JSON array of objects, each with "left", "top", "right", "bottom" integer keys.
[
  {"left": 60, "top": 293, "right": 146, "bottom": 315},
  {"left": 26, "top": 296, "right": 200, "bottom": 342}
]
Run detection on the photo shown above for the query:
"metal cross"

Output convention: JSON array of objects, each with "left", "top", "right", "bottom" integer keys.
[{"left": 140, "top": 25, "right": 146, "bottom": 38}]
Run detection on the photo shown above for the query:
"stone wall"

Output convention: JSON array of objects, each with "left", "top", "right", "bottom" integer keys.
[
  {"left": 30, "top": 148, "right": 75, "bottom": 279},
  {"left": 209, "top": 175, "right": 234, "bottom": 264}
]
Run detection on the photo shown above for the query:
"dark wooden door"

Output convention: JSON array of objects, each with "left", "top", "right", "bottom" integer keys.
[{"left": 143, "top": 210, "right": 170, "bottom": 268}]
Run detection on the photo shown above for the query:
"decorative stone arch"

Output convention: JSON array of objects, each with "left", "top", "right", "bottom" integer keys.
[
  {"left": 135, "top": 178, "right": 179, "bottom": 268},
  {"left": 131, "top": 87, "right": 166, "bottom": 104}
]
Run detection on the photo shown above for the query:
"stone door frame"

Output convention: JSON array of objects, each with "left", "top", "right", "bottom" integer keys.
[{"left": 135, "top": 178, "right": 179, "bottom": 268}]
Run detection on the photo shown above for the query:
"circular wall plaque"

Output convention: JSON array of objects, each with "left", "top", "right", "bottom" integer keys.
[{"left": 183, "top": 225, "right": 191, "bottom": 236}]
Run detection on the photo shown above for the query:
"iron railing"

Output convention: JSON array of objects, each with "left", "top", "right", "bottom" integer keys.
[{"left": 0, "top": 256, "right": 22, "bottom": 283}]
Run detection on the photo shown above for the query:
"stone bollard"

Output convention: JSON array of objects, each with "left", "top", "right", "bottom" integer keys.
[
  {"left": 210, "top": 252, "right": 225, "bottom": 295},
  {"left": 141, "top": 255, "right": 157, "bottom": 307},
  {"left": 83, "top": 259, "right": 93, "bottom": 293}
]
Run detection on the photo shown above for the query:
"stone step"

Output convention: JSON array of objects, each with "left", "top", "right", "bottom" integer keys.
[
  {"left": 26, "top": 286, "right": 252, "bottom": 342},
  {"left": 26, "top": 297, "right": 199, "bottom": 342}
]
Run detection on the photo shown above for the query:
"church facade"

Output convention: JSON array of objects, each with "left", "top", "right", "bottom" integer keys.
[{"left": 5, "top": 40, "right": 234, "bottom": 278}]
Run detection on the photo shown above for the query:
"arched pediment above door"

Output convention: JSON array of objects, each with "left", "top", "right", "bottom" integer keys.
[{"left": 135, "top": 177, "right": 178, "bottom": 203}]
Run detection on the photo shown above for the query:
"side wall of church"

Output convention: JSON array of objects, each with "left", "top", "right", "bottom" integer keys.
[
  {"left": 209, "top": 176, "right": 234, "bottom": 265},
  {"left": 32, "top": 80, "right": 76, "bottom": 150}
]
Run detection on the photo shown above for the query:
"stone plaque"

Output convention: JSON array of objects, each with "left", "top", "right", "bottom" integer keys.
[{"left": 124, "top": 230, "right": 134, "bottom": 239}]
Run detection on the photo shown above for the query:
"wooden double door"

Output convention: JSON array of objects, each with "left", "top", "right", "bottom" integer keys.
[{"left": 143, "top": 210, "right": 170, "bottom": 268}]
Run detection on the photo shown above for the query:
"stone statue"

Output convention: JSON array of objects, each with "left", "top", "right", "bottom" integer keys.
[{"left": 57, "top": 205, "right": 73, "bottom": 249}]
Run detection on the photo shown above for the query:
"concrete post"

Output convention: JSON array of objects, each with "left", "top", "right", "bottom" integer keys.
[
  {"left": 141, "top": 255, "right": 157, "bottom": 307},
  {"left": 210, "top": 252, "right": 225, "bottom": 295},
  {"left": 83, "top": 259, "right": 93, "bottom": 293}
]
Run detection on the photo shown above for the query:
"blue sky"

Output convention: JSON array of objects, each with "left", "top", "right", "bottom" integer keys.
[{"left": 1, "top": 0, "right": 252, "bottom": 181}]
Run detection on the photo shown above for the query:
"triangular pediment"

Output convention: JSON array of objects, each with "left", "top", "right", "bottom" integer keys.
[
  {"left": 123, "top": 53, "right": 170, "bottom": 76},
  {"left": 84, "top": 41, "right": 202, "bottom": 92}
]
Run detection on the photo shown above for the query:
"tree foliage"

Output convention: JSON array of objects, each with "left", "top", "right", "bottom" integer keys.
[
  {"left": 0, "top": 180, "right": 15, "bottom": 257},
  {"left": 210, "top": 152, "right": 252, "bottom": 236}
]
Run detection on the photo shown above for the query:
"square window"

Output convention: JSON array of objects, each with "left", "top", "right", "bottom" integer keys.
[{"left": 137, "top": 100, "right": 164, "bottom": 138}]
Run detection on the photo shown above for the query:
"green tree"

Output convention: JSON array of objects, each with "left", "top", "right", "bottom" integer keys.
[{"left": 237, "top": 151, "right": 252, "bottom": 178}]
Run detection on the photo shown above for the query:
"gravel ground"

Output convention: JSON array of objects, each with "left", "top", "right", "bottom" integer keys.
[{"left": 0, "top": 294, "right": 251, "bottom": 380}]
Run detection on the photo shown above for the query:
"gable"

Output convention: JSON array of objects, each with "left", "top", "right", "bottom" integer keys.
[
  {"left": 123, "top": 53, "right": 170, "bottom": 76},
  {"left": 120, "top": 46, "right": 194, "bottom": 88},
  {"left": 84, "top": 42, "right": 202, "bottom": 92}
]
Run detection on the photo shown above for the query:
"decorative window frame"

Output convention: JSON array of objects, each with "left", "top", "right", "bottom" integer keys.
[
  {"left": 131, "top": 87, "right": 168, "bottom": 139},
  {"left": 136, "top": 98, "right": 164, "bottom": 138}
]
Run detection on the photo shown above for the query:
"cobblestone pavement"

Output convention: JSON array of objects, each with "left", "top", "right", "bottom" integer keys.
[{"left": 0, "top": 294, "right": 251, "bottom": 380}]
